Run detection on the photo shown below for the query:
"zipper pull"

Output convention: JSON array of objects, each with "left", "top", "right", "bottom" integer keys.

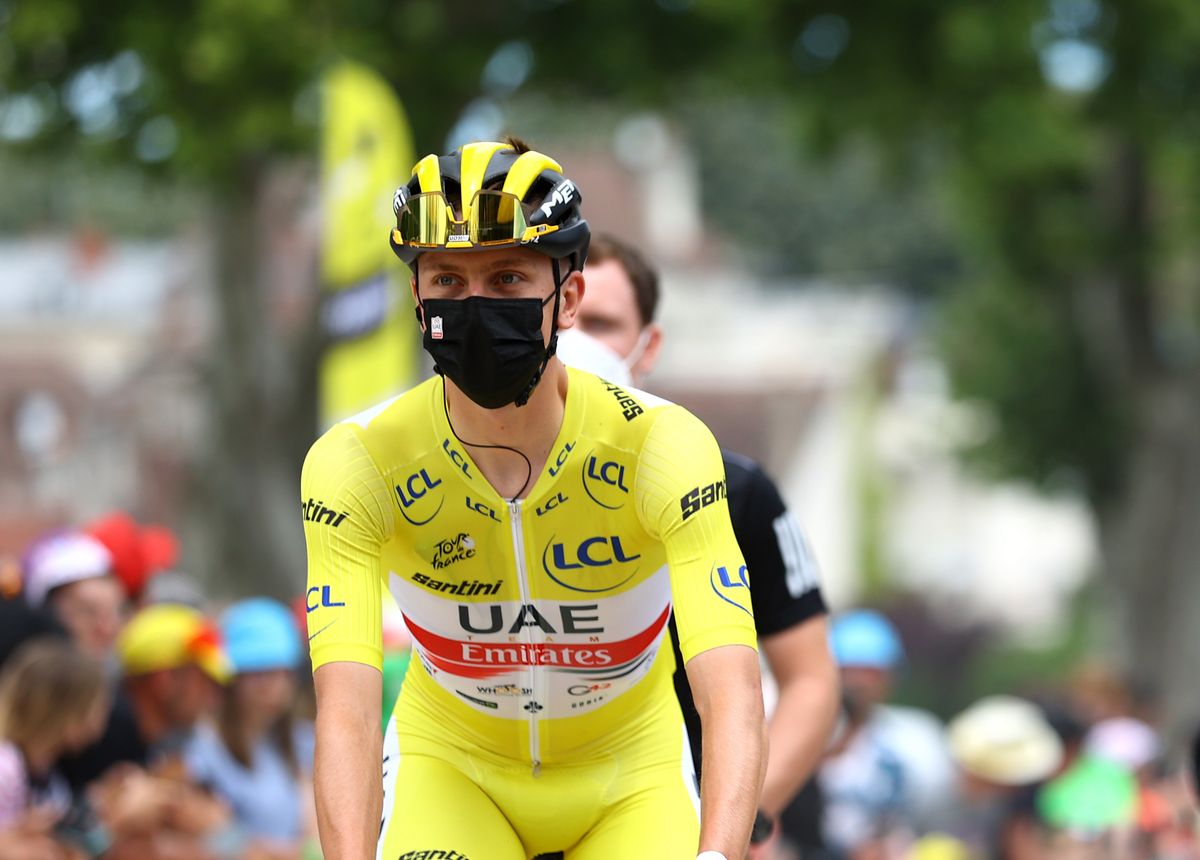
[{"left": 532, "top": 759, "right": 542, "bottom": 777}]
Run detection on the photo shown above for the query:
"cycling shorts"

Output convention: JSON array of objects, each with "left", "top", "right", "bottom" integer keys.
[{"left": 376, "top": 691, "right": 701, "bottom": 859}]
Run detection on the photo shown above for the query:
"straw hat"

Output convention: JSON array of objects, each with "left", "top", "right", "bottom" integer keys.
[{"left": 948, "top": 695, "right": 1063, "bottom": 786}]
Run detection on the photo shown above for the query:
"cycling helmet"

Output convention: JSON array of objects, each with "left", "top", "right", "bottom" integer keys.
[
  {"left": 389, "top": 140, "right": 590, "bottom": 276},
  {"left": 830, "top": 609, "right": 904, "bottom": 670},
  {"left": 222, "top": 597, "right": 303, "bottom": 674}
]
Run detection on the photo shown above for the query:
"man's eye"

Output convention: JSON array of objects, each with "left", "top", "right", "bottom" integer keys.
[
  {"left": 434, "top": 275, "right": 457, "bottom": 287},
  {"left": 497, "top": 272, "right": 522, "bottom": 285}
]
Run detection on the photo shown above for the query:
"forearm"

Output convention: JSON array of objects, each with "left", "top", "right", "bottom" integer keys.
[
  {"left": 696, "top": 656, "right": 767, "bottom": 857},
  {"left": 314, "top": 700, "right": 382, "bottom": 860},
  {"left": 759, "top": 673, "right": 840, "bottom": 816}
]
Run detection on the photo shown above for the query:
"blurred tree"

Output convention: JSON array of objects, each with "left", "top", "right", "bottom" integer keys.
[
  {"left": 0, "top": 0, "right": 778, "bottom": 596},
  {"left": 779, "top": 0, "right": 1200, "bottom": 738}
]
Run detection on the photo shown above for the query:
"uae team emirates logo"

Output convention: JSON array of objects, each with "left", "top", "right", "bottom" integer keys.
[{"left": 430, "top": 315, "right": 444, "bottom": 340}]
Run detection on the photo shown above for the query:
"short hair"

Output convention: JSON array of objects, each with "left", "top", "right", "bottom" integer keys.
[
  {"left": 587, "top": 233, "right": 660, "bottom": 326},
  {"left": 0, "top": 637, "right": 107, "bottom": 752}
]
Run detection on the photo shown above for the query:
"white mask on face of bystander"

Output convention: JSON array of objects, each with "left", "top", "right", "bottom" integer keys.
[{"left": 555, "top": 327, "right": 635, "bottom": 386}]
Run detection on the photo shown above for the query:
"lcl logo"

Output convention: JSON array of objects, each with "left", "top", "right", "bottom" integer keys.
[
  {"left": 541, "top": 535, "right": 642, "bottom": 594},
  {"left": 396, "top": 469, "right": 444, "bottom": 526},
  {"left": 582, "top": 452, "right": 630, "bottom": 511}
]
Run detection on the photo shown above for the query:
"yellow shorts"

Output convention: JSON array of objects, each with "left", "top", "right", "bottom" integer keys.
[{"left": 375, "top": 695, "right": 701, "bottom": 859}]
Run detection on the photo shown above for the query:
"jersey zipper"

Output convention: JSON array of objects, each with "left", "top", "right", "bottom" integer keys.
[{"left": 508, "top": 499, "right": 541, "bottom": 776}]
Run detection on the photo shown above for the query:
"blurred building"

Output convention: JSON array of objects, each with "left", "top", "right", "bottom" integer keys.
[{"left": 0, "top": 232, "right": 208, "bottom": 553}]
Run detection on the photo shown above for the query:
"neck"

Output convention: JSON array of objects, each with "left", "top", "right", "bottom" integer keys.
[
  {"left": 238, "top": 708, "right": 276, "bottom": 741},
  {"left": 443, "top": 360, "right": 569, "bottom": 500},
  {"left": 127, "top": 682, "right": 169, "bottom": 747}
]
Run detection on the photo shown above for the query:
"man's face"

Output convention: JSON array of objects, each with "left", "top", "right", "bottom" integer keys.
[
  {"left": 577, "top": 258, "right": 661, "bottom": 383},
  {"left": 49, "top": 575, "right": 128, "bottom": 659},
  {"left": 163, "top": 665, "right": 221, "bottom": 729},
  {"left": 413, "top": 246, "right": 582, "bottom": 349}
]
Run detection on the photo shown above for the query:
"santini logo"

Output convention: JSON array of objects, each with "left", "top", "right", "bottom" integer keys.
[
  {"left": 301, "top": 498, "right": 349, "bottom": 528},
  {"left": 411, "top": 573, "right": 501, "bottom": 597},
  {"left": 603, "top": 382, "right": 644, "bottom": 421},
  {"left": 680, "top": 479, "right": 726, "bottom": 521}
]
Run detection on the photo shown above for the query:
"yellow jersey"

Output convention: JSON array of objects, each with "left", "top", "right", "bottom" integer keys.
[{"left": 301, "top": 367, "right": 756, "bottom": 768}]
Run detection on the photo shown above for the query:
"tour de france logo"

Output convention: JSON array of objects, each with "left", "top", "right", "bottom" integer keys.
[{"left": 432, "top": 532, "right": 476, "bottom": 570}]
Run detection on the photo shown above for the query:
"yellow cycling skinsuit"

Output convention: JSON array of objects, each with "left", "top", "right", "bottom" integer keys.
[{"left": 302, "top": 367, "right": 757, "bottom": 860}]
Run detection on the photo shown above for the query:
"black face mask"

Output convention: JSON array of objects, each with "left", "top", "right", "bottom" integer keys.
[{"left": 419, "top": 293, "right": 559, "bottom": 409}]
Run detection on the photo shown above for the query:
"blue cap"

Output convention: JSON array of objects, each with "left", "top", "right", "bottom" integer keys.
[
  {"left": 830, "top": 609, "right": 904, "bottom": 669},
  {"left": 222, "top": 597, "right": 303, "bottom": 674}
]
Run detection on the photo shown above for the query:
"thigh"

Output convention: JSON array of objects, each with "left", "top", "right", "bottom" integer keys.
[
  {"left": 567, "top": 725, "right": 701, "bottom": 860},
  {"left": 378, "top": 749, "right": 525, "bottom": 860}
]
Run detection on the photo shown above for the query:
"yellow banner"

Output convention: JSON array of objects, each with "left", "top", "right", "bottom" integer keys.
[{"left": 319, "top": 62, "right": 417, "bottom": 427}]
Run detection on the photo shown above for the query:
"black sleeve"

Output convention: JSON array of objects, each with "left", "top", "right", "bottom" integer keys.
[{"left": 723, "top": 451, "right": 827, "bottom": 638}]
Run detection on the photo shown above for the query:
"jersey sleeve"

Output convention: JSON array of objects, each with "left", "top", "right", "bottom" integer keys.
[
  {"left": 635, "top": 407, "right": 758, "bottom": 663},
  {"left": 724, "top": 454, "right": 828, "bottom": 637},
  {"left": 301, "top": 422, "right": 395, "bottom": 673}
]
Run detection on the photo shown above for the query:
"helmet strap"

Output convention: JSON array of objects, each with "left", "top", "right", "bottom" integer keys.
[{"left": 514, "top": 259, "right": 565, "bottom": 407}]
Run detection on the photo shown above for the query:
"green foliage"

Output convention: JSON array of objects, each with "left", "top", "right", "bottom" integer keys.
[{"left": 4, "top": 0, "right": 1198, "bottom": 507}]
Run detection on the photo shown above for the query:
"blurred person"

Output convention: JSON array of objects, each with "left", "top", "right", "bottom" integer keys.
[
  {"left": 934, "top": 696, "right": 1063, "bottom": 860},
  {"left": 58, "top": 604, "right": 230, "bottom": 792},
  {"left": 21, "top": 532, "right": 127, "bottom": 660},
  {"left": 557, "top": 233, "right": 841, "bottom": 854},
  {"left": 185, "top": 598, "right": 315, "bottom": 854},
  {"left": 53, "top": 605, "right": 239, "bottom": 860},
  {"left": 817, "top": 610, "right": 955, "bottom": 858},
  {"left": 305, "top": 139, "right": 765, "bottom": 859},
  {"left": 0, "top": 640, "right": 110, "bottom": 833}
]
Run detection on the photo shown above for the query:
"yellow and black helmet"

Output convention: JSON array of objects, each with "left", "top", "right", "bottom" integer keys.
[{"left": 389, "top": 140, "right": 590, "bottom": 273}]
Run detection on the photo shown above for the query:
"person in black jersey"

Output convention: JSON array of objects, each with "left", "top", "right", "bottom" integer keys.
[{"left": 558, "top": 234, "right": 841, "bottom": 856}]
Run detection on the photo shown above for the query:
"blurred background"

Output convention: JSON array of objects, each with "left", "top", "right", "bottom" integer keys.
[{"left": 2, "top": 1, "right": 1199, "bottom": 857}]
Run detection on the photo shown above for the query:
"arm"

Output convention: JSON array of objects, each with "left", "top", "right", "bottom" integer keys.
[
  {"left": 635, "top": 410, "right": 765, "bottom": 858},
  {"left": 313, "top": 662, "right": 382, "bottom": 860},
  {"left": 687, "top": 644, "right": 767, "bottom": 858},
  {"left": 300, "top": 424, "right": 393, "bottom": 860},
  {"left": 758, "top": 616, "right": 840, "bottom": 817}
]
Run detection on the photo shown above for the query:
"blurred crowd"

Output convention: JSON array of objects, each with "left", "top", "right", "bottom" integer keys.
[
  {"left": 0, "top": 515, "right": 326, "bottom": 860},
  {"left": 765, "top": 611, "right": 1200, "bottom": 860},
  {"left": 0, "top": 515, "right": 1196, "bottom": 860}
]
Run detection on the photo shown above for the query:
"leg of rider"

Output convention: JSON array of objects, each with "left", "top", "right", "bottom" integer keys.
[
  {"left": 378, "top": 752, "right": 526, "bottom": 860},
  {"left": 565, "top": 719, "right": 700, "bottom": 860}
]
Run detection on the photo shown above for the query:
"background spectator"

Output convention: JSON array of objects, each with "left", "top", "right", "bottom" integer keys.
[
  {"left": 819, "top": 609, "right": 954, "bottom": 856},
  {"left": 21, "top": 532, "right": 126, "bottom": 661},
  {"left": 936, "top": 695, "right": 1063, "bottom": 859},
  {"left": 0, "top": 639, "right": 109, "bottom": 832},
  {"left": 186, "top": 598, "right": 315, "bottom": 855},
  {"left": 59, "top": 603, "right": 230, "bottom": 792}
]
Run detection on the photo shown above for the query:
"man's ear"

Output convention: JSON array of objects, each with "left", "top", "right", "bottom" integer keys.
[{"left": 557, "top": 268, "right": 586, "bottom": 329}]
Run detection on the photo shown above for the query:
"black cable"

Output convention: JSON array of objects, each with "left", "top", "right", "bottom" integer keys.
[{"left": 441, "top": 382, "right": 533, "bottom": 503}]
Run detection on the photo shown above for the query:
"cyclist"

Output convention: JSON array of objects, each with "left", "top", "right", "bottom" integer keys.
[
  {"left": 303, "top": 138, "right": 765, "bottom": 860},
  {"left": 557, "top": 234, "right": 841, "bottom": 852}
]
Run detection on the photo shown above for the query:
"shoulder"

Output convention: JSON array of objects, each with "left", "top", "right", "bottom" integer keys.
[
  {"left": 0, "top": 742, "right": 23, "bottom": 782},
  {"left": 305, "top": 378, "right": 440, "bottom": 470},
  {"left": 569, "top": 367, "right": 679, "bottom": 435}
]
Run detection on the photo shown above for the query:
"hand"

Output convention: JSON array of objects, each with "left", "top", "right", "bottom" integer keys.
[
  {"left": 92, "top": 768, "right": 176, "bottom": 835},
  {"left": 0, "top": 827, "right": 71, "bottom": 860}
]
